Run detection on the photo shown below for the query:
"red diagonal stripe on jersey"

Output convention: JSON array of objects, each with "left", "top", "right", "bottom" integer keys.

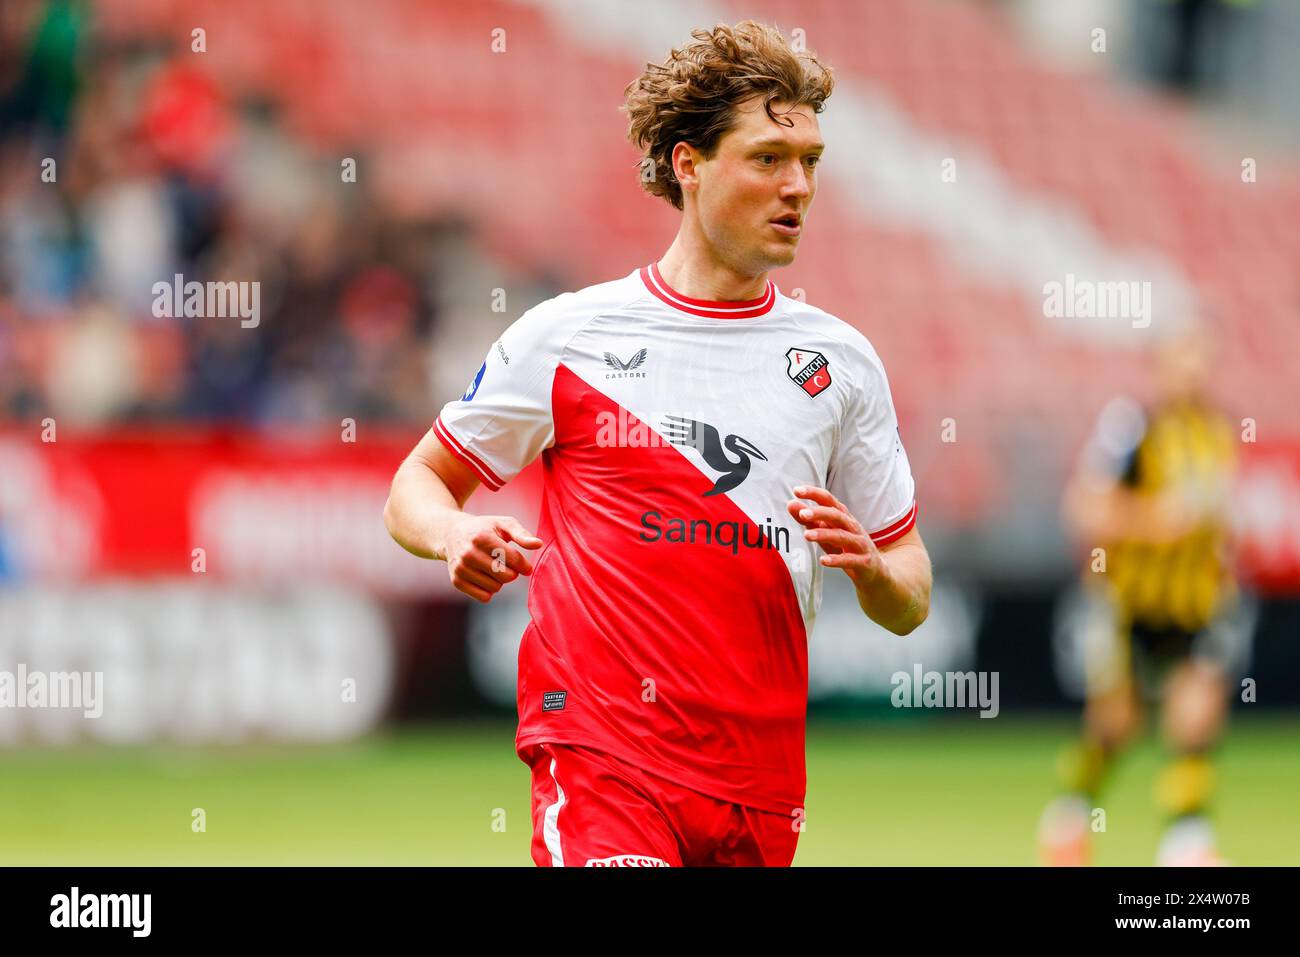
[{"left": 514, "top": 362, "right": 809, "bottom": 815}]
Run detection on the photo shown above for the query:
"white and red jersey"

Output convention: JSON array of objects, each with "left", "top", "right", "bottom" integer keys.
[{"left": 435, "top": 263, "right": 916, "bottom": 814}]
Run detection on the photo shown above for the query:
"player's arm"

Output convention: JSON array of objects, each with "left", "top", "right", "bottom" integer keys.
[
  {"left": 384, "top": 427, "right": 542, "bottom": 603},
  {"left": 1061, "top": 401, "right": 1207, "bottom": 546},
  {"left": 817, "top": 333, "right": 930, "bottom": 635},
  {"left": 788, "top": 486, "right": 931, "bottom": 635},
  {"left": 388, "top": 295, "right": 566, "bottom": 602},
  {"left": 870, "top": 526, "right": 932, "bottom": 633},
  {"left": 1062, "top": 468, "right": 1193, "bottom": 546}
]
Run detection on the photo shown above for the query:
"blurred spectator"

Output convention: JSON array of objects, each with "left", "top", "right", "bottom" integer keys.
[{"left": 0, "top": 3, "right": 533, "bottom": 431}]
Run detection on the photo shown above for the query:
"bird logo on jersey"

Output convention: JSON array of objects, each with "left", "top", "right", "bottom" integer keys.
[
  {"left": 604, "top": 348, "right": 647, "bottom": 371},
  {"left": 661, "top": 415, "right": 766, "bottom": 496},
  {"left": 785, "top": 348, "right": 832, "bottom": 398}
]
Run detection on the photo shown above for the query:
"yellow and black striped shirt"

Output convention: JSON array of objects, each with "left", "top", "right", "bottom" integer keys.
[{"left": 1101, "top": 399, "right": 1236, "bottom": 634}]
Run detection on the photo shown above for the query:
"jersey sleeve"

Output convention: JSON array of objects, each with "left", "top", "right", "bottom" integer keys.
[
  {"left": 826, "top": 338, "right": 917, "bottom": 547},
  {"left": 433, "top": 301, "right": 566, "bottom": 490},
  {"left": 1080, "top": 396, "right": 1148, "bottom": 487}
]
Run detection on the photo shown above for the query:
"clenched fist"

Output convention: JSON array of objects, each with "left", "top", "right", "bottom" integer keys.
[{"left": 443, "top": 514, "right": 544, "bottom": 603}]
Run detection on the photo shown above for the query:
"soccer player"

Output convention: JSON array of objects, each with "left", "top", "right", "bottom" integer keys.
[
  {"left": 384, "top": 21, "right": 932, "bottom": 867},
  {"left": 1038, "top": 327, "right": 1239, "bottom": 867}
]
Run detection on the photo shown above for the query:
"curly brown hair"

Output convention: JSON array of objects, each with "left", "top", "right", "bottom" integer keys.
[{"left": 622, "top": 21, "right": 834, "bottom": 210}]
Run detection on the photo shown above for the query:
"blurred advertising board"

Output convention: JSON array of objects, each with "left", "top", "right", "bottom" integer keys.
[
  {"left": 0, "top": 427, "right": 540, "bottom": 595},
  {"left": 0, "top": 428, "right": 1296, "bottom": 594}
]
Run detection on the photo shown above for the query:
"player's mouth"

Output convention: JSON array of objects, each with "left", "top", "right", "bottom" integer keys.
[{"left": 769, "top": 213, "right": 802, "bottom": 237}]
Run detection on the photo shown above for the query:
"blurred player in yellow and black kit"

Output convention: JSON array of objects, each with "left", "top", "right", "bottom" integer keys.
[{"left": 1039, "top": 328, "right": 1239, "bottom": 866}]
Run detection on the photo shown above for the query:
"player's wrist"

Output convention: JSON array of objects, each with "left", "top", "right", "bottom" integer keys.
[
  {"left": 851, "top": 552, "right": 926, "bottom": 634},
  {"left": 847, "top": 542, "right": 889, "bottom": 591},
  {"left": 433, "top": 510, "right": 478, "bottom": 563}
]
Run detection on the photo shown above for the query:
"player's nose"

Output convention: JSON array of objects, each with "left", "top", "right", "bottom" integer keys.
[{"left": 779, "top": 161, "right": 813, "bottom": 200}]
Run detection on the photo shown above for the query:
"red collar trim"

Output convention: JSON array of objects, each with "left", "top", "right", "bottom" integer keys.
[{"left": 640, "top": 263, "right": 777, "bottom": 319}]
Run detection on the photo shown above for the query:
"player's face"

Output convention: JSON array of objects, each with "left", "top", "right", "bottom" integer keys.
[
  {"left": 693, "top": 97, "right": 823, "bottom": 274},
  {"left": 1157, "top": 328, "right": 1211, "bottom": 400}
]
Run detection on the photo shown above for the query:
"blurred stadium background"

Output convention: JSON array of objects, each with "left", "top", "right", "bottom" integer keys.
[{"left": 2, "top": 0, "right": 1299, "bottom": 865}]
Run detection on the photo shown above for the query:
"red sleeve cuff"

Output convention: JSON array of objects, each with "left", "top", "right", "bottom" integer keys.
[
  {"left": 869, "top": 500, "right": 917, "bottom": 547},
  {"left": 433, "top": 417, "right": 505, "bottom": 491}
]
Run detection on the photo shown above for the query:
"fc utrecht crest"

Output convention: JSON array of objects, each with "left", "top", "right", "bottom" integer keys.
[{"left": 786, "top": 348, "right": 832, "bottom": 398}]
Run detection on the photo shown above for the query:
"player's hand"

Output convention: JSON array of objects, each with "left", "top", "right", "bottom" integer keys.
[
  {"left": 787, "top": 485, "right": 887, "bottom": 589},
  {"left": 1148, "top": 490, "right": 1201, "bottom": 542},
  {"left": 443, "top": 514, "right": 543, "bottom": 603}
]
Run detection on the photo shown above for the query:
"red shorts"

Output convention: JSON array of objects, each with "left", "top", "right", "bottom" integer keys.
[{"left": 521, "top": 742, "right": 801, "bottom": 867}]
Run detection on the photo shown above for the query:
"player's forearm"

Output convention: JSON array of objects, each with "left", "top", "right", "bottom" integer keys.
[
  {"left": 383, "top": 459, "right": 468, "bottom": 562},
  {"left": 854, "top": 543, "right": 931, "bottom": 636},
  {"left": 1067, "top": 481, "right": 1143, "bottom": 542},
  {"left": 1066, "top": 479, "right": 1194, "bottom": 545}
]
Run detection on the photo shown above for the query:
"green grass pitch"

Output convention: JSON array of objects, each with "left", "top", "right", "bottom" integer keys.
[{"left": 2, "top": 716, "right": 1296, "bottom": 865}]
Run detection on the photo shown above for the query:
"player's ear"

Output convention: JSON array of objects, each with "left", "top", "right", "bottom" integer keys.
[{"left": 671, "top": 141, "right": 701, "bottom": 196}]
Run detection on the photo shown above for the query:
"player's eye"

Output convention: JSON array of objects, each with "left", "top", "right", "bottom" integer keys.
[
  {"left": 756, "top": 154, "right": 776, "bottom": 166},
  {"left": 805, "top": 155, "right": 821, "bottom": 169}
]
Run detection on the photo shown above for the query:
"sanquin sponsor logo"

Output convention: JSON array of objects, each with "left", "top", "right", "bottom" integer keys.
[
  {"left": 585, "top": 854, "right": 670, "bottom": 867},
  {"left": 638, "top": 510, "right": 790, "bottom": 555}
]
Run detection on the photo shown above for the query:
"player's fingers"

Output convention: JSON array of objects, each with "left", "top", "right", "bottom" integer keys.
[
  {"left": 453, "top": 579, "right": 495, "bottom": 603},
  {"left": 462, "top": 547, "right": 520, "bottom": 584},
  {"left": 819, "top": 551, "right": 882, "bottom": 575},
  {"left": 465, "top": 525, "right": 528, "bottom": 578},
  {"left": 787, "top": 500, "right": 842, "bottom": 527},
  {"left": 821, "top": 553, "right": 873, "bottom": 566},
  {"left": 496, "top": 518, "right": 544, "bottom": 550},
  {"left": 447, "top": 563, "right": 496, "bottom": 602},
  {"left": 452, "top": 560, "right": 506, "bottom": 594},
  {"left": 498, "top": 545, "right": 536, "bottom": 577},
  {"left": 480, "top": 542, "right": 534, "bottom": 578},
  {"left": 796, "top": 486, "right": 851, "bottom": 514},
  {"left": 804, "top": 527, "right": 869, "bottom": 553},
  {"left": 793, "top": 504, "right": 859, "bottom": 532},
  {"left": 792, "top": 485, "right": 839, "bottom": 509}
]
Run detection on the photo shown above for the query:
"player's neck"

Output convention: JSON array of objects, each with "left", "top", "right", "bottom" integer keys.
[{"left": 657, "top": 232, "right": 769, "bottom": 303}]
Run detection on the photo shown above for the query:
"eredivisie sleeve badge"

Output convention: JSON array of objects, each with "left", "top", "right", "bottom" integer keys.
[{"left": 785, "top": 348, "right": 832, "bottom": 398}]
